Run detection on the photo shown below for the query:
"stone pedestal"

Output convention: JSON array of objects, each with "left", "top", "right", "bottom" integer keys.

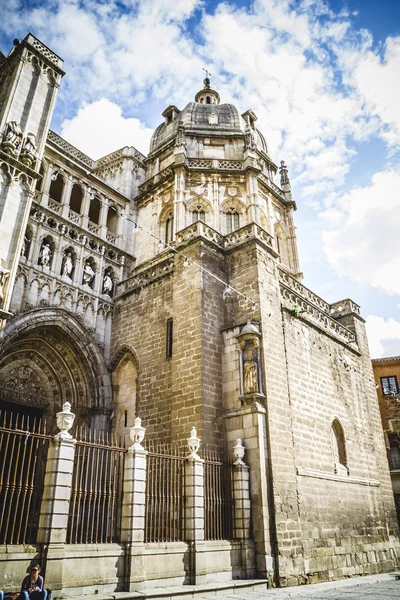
[
  {"left": 37, "top": 436, "right": 76, "bottom": 589},
  {"left": 121, "top": 447, "right": 147, "bottom": 590},
  {"left": 224, "top": 402, "right": 274, "bottom": 583},
  {"left": 184, "top": 455, "right": 205, "bottom": 584}
]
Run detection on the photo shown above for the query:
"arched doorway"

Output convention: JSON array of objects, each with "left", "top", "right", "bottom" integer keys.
[
  {"left": 0, "top": 308, "right": 112, "bottom": 432},
  {"left": 111, "top": 346, "right": 139, "bottom": 445}
]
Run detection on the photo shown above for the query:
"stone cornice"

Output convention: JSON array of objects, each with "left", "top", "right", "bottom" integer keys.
[
  {"left": 115, "top": 254, "right": 175, "bottom": 298},
  {"left": 279, "top": 269, "right": 359, "bottom": 352},
  {"left": 296, "top": 467, "right": 380, "bottom": 487}
]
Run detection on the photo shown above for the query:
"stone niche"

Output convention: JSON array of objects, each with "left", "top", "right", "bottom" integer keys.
[{"left": 237, "top": 321, "right": 265, "bottom": 406}]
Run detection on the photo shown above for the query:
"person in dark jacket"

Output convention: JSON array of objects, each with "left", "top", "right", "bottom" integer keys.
[{"left": 20, "top": 565, "right": 47, "bottom": 600}]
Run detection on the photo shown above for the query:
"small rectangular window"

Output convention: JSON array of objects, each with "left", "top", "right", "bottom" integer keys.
[
  {"left": 381, "top": 376, "right": 399, "bottom": 395},
  {"left": 166, "top": 318, "right": 173, "bottom": 358},
  {"left": 124, "top": 410, "right": 128, "bottom": 427}
]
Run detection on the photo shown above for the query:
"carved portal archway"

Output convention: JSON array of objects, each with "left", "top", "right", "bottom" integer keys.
[{"left": 0, "top": 308, "right": 112, "bottom": 432}]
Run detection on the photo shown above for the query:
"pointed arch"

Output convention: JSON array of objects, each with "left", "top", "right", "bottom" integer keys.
[
  {"left": 331, "top": 418, "right": 348, "bottom": 474},
  {"left": 111, "top": 346, "right": 139, "bottom": 443}
]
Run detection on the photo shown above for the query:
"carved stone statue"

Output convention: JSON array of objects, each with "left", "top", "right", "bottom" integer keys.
[
  {"left": 102, "top": 272, "right": 113, "bottom": 295},
  {"left": 38, "top": 241, "right": 52, "bottom": 268},
  {"left": 2, "top": 121, "right": 23, "bottom": 156},
  {"left": 243, "top": 350, "right": 258, "bottom": 394},
  {"left": 82, "top": 259, "right": 95, "bottom": 287},
  {"left": 61, "top": 251, "right": 73, "bottom": 278},
  {"left": 21, "top": 236, "right": 28, "bottom": 257},
  {"left": 0, "top": 264, "right": 10, "bottom": 303},
  {"left": 20, "top": 132, "right": 37, "bottom": 168}
]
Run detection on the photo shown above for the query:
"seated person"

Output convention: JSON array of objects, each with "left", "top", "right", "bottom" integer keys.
[{"left": 20, "top": 565, "right": 47, "bottom": 600}]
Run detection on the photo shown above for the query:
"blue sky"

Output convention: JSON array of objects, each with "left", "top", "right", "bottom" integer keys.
[{"left": 0, "top": 0, "right": 399, "bottom": 357}]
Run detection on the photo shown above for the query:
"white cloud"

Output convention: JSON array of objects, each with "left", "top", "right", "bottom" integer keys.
[
  {"left": 60, "top": 99, "right": 153, "bottom": 158},
  {"left": 320, "top": 168, "right": 400, "bottom": 295},
  {"left": 366, "top": 315, "right": 400, "bottom": 358}
]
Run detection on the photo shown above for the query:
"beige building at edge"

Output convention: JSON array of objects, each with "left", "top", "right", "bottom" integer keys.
[{"left": 0, "top": 33, "right": 399, "bottom": 595}]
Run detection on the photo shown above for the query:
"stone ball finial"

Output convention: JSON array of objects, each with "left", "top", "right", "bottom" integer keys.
[{"left": 203, "top": 77, "right": 211, "bottom": 89}]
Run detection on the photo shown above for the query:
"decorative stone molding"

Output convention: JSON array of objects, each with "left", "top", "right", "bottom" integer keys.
[
  {"left": 280, "top": 285, "right": 358, "bottom": 350},
  {"left": 117, "top": 255, "right": 174, "bottom": 297},
  {"left": 187, "top": 426, "right": 201, "bottom": 460},
  {"left": 175, "top": 221, "right": 224, "bottom": 249},
  {"left": 330, "top": 299, "right": 361, "bottom": 319},
  {"left": 233, "top": 438, "right": 246, "bottom": 466},
  {"left": 129, "top": 417, "right": 146, "bottom": 450},
  {"left": 47, "top": 130, "right": 94, "bottom": 169},
  {"left": 224, "top": 222, "right": 276, "bottom": 256},
  {"left": 258, "top": 173, "right": 285, "bottom": 201},
  {"left": 55, "top": 401, "right": 76, "bottom": 440},
  {"left": 296, "top": 467, "right": 379, "bottom": 487},
  {"left": 138, "top": 166, "right": 174, "bottom": 194}
]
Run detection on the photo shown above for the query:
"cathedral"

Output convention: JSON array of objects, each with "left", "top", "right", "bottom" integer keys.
[{"left": 0, "top": 33, "right": 399, "bottom": 596}]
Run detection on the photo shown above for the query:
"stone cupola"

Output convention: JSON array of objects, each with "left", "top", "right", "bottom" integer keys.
[{"left": 194, "top": 77, "right": 220, "bottom": 105}]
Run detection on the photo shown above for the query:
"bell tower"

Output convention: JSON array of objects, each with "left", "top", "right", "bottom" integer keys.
[{"left": 0, "top": 34, "right": 64, "bottom": 321}]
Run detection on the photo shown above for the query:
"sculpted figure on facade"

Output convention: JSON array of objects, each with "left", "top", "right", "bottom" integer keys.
[
  {"left": 0, "top": 265, "right": 10, "bottom": 303},
  {"left": 38, "top": 241, "right": 52, "bottom": 268},
  {"left": 82, "top": 259, "right": 95, "bottom": 287},
  {"left": 20, "top": 133, "right": 37, "bottom": 168},
  {"left": 2, "top": 121, "right": 23, "bottom": 156},
  {"left": 243, "top": 349, "right": 258, "bottom": 394},
  {"left": 61, "top": 251, "right": 74, "bottom": 278},
  {"left": 102, "top": 271, "right": 113, "bottom": 296}
]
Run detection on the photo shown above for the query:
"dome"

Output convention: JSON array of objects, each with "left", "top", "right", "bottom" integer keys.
[
  {"left": 148, "top": 82, "right": 269, "bottom": 155},
  {"left": 240, "top": 321, "right": 260, "bottom": 336}
]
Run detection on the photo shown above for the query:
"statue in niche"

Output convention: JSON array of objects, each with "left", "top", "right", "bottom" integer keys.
[
  {"left": 82, "top": 259, "right": 95, "bottom": 287},
  {"left": 38, "top": 241, "right": 52, "bottom": 268},
  {"left": 2, "top": 121, "right": 23, "bottom": 156},
  {"left": 243, "top": 349, "right": 258, "bottom": 395},
  {"left": 61, "top": 251, "right": 73, "bottom": 278},
  {"left": 102, "top": 272, "right": 113, "bottom": 295},
  {"left": 21, "top": 236, "right": 29, "bottom": 257}
]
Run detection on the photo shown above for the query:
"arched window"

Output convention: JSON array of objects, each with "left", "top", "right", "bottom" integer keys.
[
  {"left": 88, "top": 197, "right": 101, "bottom": 224},
  {"left": 69, "top": 183, "right": 83, "bottom": 214},
  {"left": 165, "top": 213, "right": 174, "bottom": 244},
  {"left": 206, "top": 96, "right": 211, "bottom": 104},
  {"left": 49, "top": 172, "right": 64, "bottom": 203},
  {"left": 332, "top": 419, "right": 347, "bottom": 473},
  {"left": 390, "top": 443, "right": 400, "bottom": 470},
  {"left": 192, "top": 210, "right": 205, "bottom": 223},
  {"left": 107, "top": 206, "right": 118, "bottom": 234},
  {"left": 226, "top": 211, "right": 239, "bottom": 234}
]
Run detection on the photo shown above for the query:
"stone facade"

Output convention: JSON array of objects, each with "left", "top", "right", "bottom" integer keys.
[
  {"left": 0, "top": 34, "right": 399, "bottom": 594},
  {"left": 372, "top": 356, "right": 400, "bottom": 523}
]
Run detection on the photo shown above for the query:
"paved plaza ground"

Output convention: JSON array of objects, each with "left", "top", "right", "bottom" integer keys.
[{"left": 76, "top": 573, "right": 400, "bottom": 600}]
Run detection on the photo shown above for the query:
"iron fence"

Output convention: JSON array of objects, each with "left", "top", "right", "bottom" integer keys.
[
  {"left": 67, "top": 428, "right": 125, "bottom": 544},
  {"left": 0, "top": 410, "right": 50, "bottom": 544},
  {"left": 203, "top": 449, "right": 233, "bottom": 541},
  {"left": 144, "top": 442, "right": 185, "bottom": 542}
]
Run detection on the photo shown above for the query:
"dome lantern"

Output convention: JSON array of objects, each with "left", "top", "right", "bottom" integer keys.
[{"left": 195, "top": 78, "right": 220, "bottom": 105}]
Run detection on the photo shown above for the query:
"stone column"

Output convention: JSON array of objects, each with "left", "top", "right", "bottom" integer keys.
[
  {"left": 232, "top": 439, "right": 256, "bottom": 578},
  {"left": 61, "top": 178, "right": 73, "bottom": 219},
  {"left": 80, "top": 188, "right": 91, "bottom": 229},
  {"left": 98, "top": 198, "right": 108, "bottom": 239},
  {"left": 37, "top": 402, "right": 76, "bottom": 591},
  {"left": 184, "top": 427, "right": 206, "bottom": 585},
  {"left": 121, "top": 418, "right": 147, "bottom": 591}
]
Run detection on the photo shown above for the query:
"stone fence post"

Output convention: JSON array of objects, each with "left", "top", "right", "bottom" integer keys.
[
  {"left": 232, "top": 438, "right": 255, "bottom": 578},
  {"left": 37, "top": 402, "right": 76, "bottom": 591},
  {"left": 121, "top": 417, "right": 147, "bottom": 591},
  {"left": 184, "top": 427, "right": 205, "bottom": 585}
]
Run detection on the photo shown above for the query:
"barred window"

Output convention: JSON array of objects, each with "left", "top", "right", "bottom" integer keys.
[
  {"left": 226, "top": 211, "right": 239, "bottom": 234},
  {"left": 390, "top": 444, "right": 400, "bottom": 470},
  {"left": 380, "top": 376, "right": 399, "bottom": 395},
  {"left": 192, "top": 210, "right": 205, "bottom": 223}
]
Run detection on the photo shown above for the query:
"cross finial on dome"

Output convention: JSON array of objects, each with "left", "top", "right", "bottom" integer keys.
[{"left": 202, "top": 67, "right": 211, "bottom": 89}]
